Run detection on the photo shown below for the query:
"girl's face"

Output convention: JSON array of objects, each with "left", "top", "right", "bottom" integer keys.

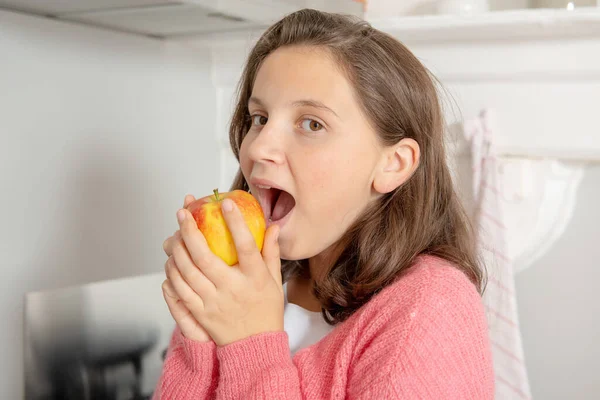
[{"left": 240, "top": 46, "right": 384, "bottom": 261}]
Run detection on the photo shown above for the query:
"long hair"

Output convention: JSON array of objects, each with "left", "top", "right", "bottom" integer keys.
[{"left": 228, "top": 9, "right": 485, "bottom": 324}]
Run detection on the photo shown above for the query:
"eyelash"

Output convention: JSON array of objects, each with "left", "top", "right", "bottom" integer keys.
[{"left": 249, "top": 114, "right": 326, "bottom": 133}]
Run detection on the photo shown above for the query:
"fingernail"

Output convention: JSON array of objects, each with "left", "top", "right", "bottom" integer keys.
[
  {"left": 222, "top": 199, "right": 234, "bottom": 213},
  {"left": 177, "top": 209, "right": 186, "bottom": 223}
]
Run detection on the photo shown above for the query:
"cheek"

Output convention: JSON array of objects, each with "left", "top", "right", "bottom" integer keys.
[
  {"left": 298, "top": 151, "right": 334, "bottom": 192},
  {"left": 238, "top": 136, "right": 252, "bottom": 176},
  {"left": 301, "top": 153, "right": 358, "bottom": 207},
  {"left": 300, "top": 149, "right": 374, "bottom": 225}
]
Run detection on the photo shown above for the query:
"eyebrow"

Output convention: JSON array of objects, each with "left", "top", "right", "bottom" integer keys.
[{"left": 248, "top": 96, "right": 339, "bottom": 119}]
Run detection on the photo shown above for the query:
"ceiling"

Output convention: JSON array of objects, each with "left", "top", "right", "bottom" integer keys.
[{"left": 0, "top": 0, "right": 364, "bottom": 38}]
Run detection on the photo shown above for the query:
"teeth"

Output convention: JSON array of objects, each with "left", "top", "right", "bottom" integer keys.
[{"left": 256, "top": 185, "right": 272, "bottom": 189}]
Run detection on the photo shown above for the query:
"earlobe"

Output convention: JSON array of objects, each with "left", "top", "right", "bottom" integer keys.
[{"left": 373, "top": 138, "right": 420, "bottom": 194}]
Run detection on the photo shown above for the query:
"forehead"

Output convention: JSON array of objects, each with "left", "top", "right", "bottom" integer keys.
[{"left": 251, "top": 45, "right": 357, "bottom": 111}]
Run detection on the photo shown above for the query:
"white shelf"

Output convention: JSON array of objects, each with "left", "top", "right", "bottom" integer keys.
[{"left": 368, "top": 7, "right": 600, "bottom": 43}]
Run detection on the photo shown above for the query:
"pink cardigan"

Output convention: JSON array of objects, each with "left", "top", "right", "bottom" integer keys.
[{"left": 153, "top": 255, "right": 494, "bottom": 399}]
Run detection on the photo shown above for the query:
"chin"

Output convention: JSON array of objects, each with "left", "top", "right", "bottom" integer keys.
[
  {"left": 277, "top": 239, "right": 309, "bottom": 261},
  {"left": 278, "top": 238, "right": 333, "bottom": 263},
  {"left": 278, "top": 245, "right": 305, "bottom": 262}
]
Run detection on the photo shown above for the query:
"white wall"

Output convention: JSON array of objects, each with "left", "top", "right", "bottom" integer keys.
[
  {"left": 0, "top": 10, "right": 218, "bottom": 398},
  {"left": 516, "top": 165, "right": 600, "bottom": 400}
]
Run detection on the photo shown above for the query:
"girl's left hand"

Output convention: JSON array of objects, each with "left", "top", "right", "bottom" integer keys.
[{"left": 169, "top": 198, "right": 284, "bottom": 347}]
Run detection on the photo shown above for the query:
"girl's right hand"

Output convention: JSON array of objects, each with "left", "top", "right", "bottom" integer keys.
[{"left": 162, "top": 194, "right": 212, "bottom": 343}]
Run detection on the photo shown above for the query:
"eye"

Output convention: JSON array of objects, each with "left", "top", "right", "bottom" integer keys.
[
  {"left": 251, "top": 115, "right": 268, "bottom": 126},
  {"left": 300, "top": 119, "right": 323, "bottom": 132}
]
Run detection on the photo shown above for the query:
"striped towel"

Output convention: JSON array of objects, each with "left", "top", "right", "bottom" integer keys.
[{"left": 464, "top": 109, "right": 532, "bottom": 400}]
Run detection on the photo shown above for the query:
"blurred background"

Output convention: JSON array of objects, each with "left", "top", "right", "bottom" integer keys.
[{"left": 0, "top": 0, "right": 598, "bottom": 399}]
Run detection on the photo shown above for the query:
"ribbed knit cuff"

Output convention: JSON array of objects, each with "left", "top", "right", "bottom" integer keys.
[
  {"left": 178, "top": 330, "right": 218, "bottom": 372},
  {"left": 216, "top": 331, "right": 291, "bottom": 378}
]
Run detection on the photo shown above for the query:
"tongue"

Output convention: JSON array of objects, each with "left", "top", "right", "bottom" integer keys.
[{"left": 271, "top": 191, "right": 295, "bottom": 221}]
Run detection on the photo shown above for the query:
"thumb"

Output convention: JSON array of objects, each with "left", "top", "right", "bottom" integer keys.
[{"left": 262, "top": 225, "right": 281, "bottom": 285}]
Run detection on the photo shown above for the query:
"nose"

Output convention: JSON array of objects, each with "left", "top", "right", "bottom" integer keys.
[{"left": 246, "top": 121, "right": 285, "bottom": 165}]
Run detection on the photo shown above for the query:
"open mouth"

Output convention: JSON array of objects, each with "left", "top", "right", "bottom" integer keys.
[{"left": 254, "top": 186, "right": 296, "bottom": 224}]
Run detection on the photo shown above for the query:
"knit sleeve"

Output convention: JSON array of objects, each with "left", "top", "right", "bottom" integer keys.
[
  {"left": 214, "top": 331, "right": 301, "bottom": 399},
  {"left": 152, "top": 326, "right": 219, "bottom": 400},
  {"left": 348, "top": 266, "right": 495, "bottom": 400}
]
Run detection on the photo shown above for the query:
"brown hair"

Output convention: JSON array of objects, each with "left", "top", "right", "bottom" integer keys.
[{"left": 228, "top": 9, "right": 485, "bottom": 324}]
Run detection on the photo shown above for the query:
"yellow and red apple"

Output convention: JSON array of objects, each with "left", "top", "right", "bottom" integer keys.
[{"left": 186, "top": 189, "right": 266, "bottom": 266}]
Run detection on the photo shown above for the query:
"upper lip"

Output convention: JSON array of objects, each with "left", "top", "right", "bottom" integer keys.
[{"left": 249, "top": 177, "right": 286, "bottom": 191}]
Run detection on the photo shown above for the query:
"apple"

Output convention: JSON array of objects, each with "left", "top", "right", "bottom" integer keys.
[{"left": 186, "top": 189, "right": 266, "bottom": 266}]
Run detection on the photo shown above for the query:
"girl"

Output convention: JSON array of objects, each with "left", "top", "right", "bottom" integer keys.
[{"left": 156, "top": 8, "right": 494, "bottom": 400}]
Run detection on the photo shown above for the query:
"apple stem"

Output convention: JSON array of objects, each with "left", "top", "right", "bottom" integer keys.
[{"left": 213, "top": 188, "right": 220, "bottom": 201}]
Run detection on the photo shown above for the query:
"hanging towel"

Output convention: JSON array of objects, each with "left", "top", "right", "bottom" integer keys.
[{"left": 463, "top": 109, "right": 532, "bottom": 400}]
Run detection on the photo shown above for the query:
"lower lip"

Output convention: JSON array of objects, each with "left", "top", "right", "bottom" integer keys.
[{"left": 267, "top": 207, "right": 294, "bottom": 229}]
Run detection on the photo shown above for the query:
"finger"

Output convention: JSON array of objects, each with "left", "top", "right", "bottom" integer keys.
[
  {"left": 165, "top": 257, "right": 205, "bottom": 316},
  {"left": 262, "top": 225, "right": 282, "bottom": 285},
  {"left": 183, "top": 194, "right": 196, "bottom": 208},
  {"left": 164, "top": 256, "right": 170, "bottom": 276},
  {"left": 171, "top": 238, "right": 217, "bottom": 296},
  {"left": 162, "top": 231, "right": 181, "bottom": 257},
  {"left": 177, "top": 208, "right": 227, "bottom": 286},
  {"left": 220, "top": 199, "right": 263, "bottom": 275},
  {"left": 162, "top": 279, "right": 205, "bottom": 338}
]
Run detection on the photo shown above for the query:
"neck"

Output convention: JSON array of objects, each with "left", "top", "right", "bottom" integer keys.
[
  {"left": 287, "top": 276, "right": 321, "bottom": 312},
  {"left": 308, "top": 242, "right": 341, "bottom": 282},
  {"left": 286, "top": 245, "right": 341, "bottom": 313}
]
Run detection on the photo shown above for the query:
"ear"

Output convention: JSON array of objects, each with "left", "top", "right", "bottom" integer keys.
[{"left": 373, "top": 138, "right": 420, "bottom": 194}]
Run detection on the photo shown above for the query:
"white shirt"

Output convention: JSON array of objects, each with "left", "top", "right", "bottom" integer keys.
[{"left": 283, "top": 283, "right": 335, "bottom": 356}]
